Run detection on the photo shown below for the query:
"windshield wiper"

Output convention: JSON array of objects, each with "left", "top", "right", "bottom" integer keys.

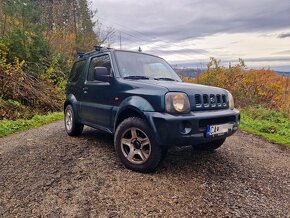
[
  {"left": 123, "top": 75, "right": 150, "bottom": 80},
  {"left": 154, "top": 77, "right": 178, "bottom": 81}
]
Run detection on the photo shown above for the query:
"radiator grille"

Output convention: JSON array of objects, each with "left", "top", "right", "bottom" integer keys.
[
  {"left": 195, "top": 94, "right": 202, "bottom": 108},
  {"left": 194, "top": 94, "right": 228, "bottom": 110}
]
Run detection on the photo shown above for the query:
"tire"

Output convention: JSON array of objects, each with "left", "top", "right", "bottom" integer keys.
[
  {"left": 193, "top": 138, "right": 226, "bottom": 151},
  {"left": 114, "top": 117, "right": 162, "bottom": 173},
  {"left": 161, "top": 146, "right": 168, "bottom": 160},
  {"left": 64, "top": 105, "right": 84, "bottom": 136}
]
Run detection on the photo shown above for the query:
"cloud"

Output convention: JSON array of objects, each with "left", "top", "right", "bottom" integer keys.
[
  {"left": 93, "top": 0, "right": 290, "bottom": 43},
  {"left": 278, "top": 32, "right": 290, "bottom": 38},
  {"left": 92, "top": 0, "right": 290, "bottom": 70},
  {"left": 146, "top": 48, "right": 208, "bottom": 55},
  {"left": 243, "top": 57, "right": 290, "bottom": 63},
  {"left": 170, "top": 56, "right": 290, "bottom": 66},
  {"left": 272, "top": 50, "right": 290, "bottom": 55}
]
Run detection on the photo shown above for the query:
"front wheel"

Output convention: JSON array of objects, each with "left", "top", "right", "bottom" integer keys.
[
  {"left": 64, "top": 105, "right": 84, "bottom": 136},
  {"left": 193, "top": 138, "right": 226, "bottom": 151},
  {"left": 114, "top": 117, "right": 162, "bottom": 173}
]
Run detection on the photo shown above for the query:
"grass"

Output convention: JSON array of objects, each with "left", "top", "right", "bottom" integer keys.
[
  {"left": 0, "top": 112, "right": 64, "bottom": 138},
  {"left": 0, "top": 106, "right": 289, "bottom": 147},
  {"left": 240, "top": 107, "right": 290, "bottom": 146}
]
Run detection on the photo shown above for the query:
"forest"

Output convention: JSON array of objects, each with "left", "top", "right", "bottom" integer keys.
[{"left": 0, "top": 0, "right": 107, "bottom": 120}]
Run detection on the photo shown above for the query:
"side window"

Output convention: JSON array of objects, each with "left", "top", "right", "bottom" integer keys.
[
  {"left": 69, "top": 60, "right": 87, "bottom": 82},
  {"left": 88, "top": 55, "right": 112, "bottom": 81}
]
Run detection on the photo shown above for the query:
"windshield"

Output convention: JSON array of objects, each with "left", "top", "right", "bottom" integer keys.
[{"left": 115, "top": 51, "right": 181, "bottom": 81}]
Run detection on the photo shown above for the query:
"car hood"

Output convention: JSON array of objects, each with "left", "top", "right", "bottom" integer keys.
[
  {"left": 119, "top": 79, "right": 230, "bottom": 111},
  {"left": 131, "top": 80, "right": 228, "bottom": 95}
]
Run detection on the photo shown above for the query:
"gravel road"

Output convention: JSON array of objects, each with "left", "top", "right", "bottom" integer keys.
[{"left": 0, "top": 121, "right": 289, "bottom": 217}]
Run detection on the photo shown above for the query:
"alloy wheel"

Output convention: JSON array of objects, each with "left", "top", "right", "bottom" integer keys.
[
  {"left": 120, "top": 127, "right": 151, "bottom": 164},
  {"left": 65, "top": 109, "right": 73, "bottom": 131}
]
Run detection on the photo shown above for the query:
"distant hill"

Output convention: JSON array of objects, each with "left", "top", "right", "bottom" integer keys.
[
  {"left": 174, "top": 67, "right": 290, "bottom": 78},
  {"left": 275, "top": 71, "right": 290, "bottom": 77},
  {"left": 174, "top": 68, "right": 203, "bottom": 78}
]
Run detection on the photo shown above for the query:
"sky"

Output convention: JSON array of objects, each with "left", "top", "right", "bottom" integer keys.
[{"left": 92, "top": 0, "right": 290, "bottom": 71}]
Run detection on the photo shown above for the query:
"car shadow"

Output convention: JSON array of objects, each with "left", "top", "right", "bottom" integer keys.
[
  {"left": 158, "top": 145, "right": 243, "bottom": 179},
  {"left": 80, "top": 127, "right": 114, "bottom": 146},
  {"left": 78, "top": 127, "right": 241, "bottom": 176}
]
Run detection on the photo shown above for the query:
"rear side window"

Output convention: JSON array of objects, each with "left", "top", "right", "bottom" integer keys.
[
  {"left": 69, "top": 60, "right": 87, "bottom": 82},
  {"left": 88, "top": 55, "right": 112, "bottom": 81}
]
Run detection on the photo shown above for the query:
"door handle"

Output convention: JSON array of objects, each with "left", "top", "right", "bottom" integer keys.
[{"left": 83, "top": 87, "right": 88, "bottom": 94}]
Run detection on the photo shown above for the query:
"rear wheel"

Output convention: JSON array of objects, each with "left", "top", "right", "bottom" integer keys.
[
  {"left": 193, "top": 138, "right": 226, "bottom": 151},
  {"left": 64, "top": 105, "right": 84, "bottom": 136},
  {"left": 114, "top": 117, "right": 162, "bottom": 173}
]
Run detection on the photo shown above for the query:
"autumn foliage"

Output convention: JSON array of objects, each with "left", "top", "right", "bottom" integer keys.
[
  {"left": 183, "top": 58, "right": 290, "bottom": 114},
  {"left": 0, "top": 0, "right": 108, "bottom": 120},
  {"left": 0, "top": 42, "right": 63, "bottom": 120}
]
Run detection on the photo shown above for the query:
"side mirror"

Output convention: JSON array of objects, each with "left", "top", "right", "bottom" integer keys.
[{"left": 94, "top": 67, "right": 112, "bottom": 82}]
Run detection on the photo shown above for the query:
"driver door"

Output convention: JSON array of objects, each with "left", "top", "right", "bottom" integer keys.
[{"left": 79, "top": 54, "right": 114, "bottom": 129}]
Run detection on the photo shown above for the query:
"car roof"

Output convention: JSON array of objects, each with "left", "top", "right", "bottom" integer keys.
[{"left": 75, "top": 47, "right": 162, "bottom": 61}]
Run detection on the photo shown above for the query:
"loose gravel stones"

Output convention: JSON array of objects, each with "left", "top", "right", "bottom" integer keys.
[{"left": 0, "top": 121, "right": 289, "bottom": 217}]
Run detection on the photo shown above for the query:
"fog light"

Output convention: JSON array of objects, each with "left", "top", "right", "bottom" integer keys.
[{"left": 179, "top": 121, "right": 192, "bottom": 135}]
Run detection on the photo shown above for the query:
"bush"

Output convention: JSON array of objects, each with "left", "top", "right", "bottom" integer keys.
[
  {"left": 189, "top": 58, "right": 290, "bottom": 113},
  {"left": 0, "top": 98, "right": 34, "bottom": 120},
  {"left": 0, "top": 63, "right": 63, "bottom": 113},
  {"left": 0, "top": 42, "right": 63, "bottom": 119}
]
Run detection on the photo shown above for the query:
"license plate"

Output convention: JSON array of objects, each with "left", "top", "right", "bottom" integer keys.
[{"left": 206, "top": 123, "right": 234, "bottom": 137}]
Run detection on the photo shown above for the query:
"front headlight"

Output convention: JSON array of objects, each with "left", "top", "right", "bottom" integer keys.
[
  {"left": 228, "top": 92, "right": 235, "bottom": 110},
  {"left": 165, "top": 92, "right": 190, "bottom": 113}
]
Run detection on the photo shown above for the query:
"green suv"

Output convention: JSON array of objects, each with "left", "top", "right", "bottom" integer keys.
[{"left": 64, "top": 46, "right": 240, "bottom": 172}]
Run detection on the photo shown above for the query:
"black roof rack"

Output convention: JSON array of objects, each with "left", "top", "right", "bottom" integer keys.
[
  {"left": 77, "top": 46, "right": 112, "bottom": 58},
  {"left": 94, "top": 46, "right": 112, "bottom": 52},
  {"left": 77, "top": 51, "right": 85, "bottom": 58}
]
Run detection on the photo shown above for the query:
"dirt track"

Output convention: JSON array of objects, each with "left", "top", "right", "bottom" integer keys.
[{"left": 0, "top": 121, "right": 289, "bottom": 217}]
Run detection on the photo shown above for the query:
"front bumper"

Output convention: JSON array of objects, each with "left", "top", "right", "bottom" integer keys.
[{"left": 144, "top": 109, "right": 240, "bottom": 146}]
